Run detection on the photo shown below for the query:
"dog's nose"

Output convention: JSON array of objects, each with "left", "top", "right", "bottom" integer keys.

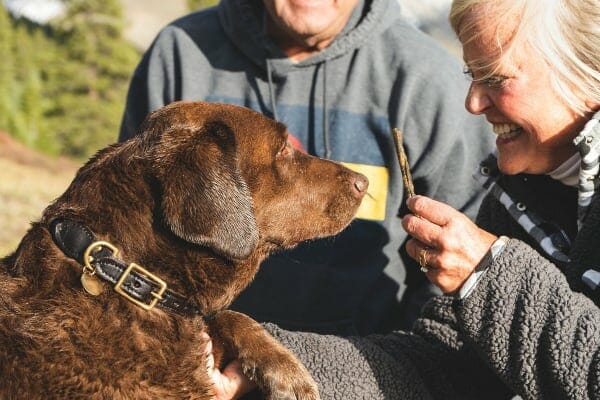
[{"left": 352, "top": 174, "right": 369, "bottom": 198}]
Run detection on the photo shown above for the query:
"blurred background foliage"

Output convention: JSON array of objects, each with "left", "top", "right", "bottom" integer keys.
[
  {"left": 0, "top": 0, "right": 140, "bottom": 159},
  {"left": 0, "top": 0, "right": 217, "bottom": 160}
]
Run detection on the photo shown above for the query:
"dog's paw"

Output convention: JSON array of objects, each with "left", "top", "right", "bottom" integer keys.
[
  {"left": 207, "top": 310, "right": 320, "bottom": 399},
  {"left": 241, "top": 352, "right": 319, "bottom": 400}
]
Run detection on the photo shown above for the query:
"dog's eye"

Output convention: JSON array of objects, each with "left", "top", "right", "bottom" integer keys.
[{"left": 276, "top": 142, "right": 293, "bottom": 159}]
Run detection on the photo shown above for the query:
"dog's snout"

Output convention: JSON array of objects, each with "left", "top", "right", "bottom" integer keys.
[{"left": 351, "top": 173, "right": 369, "bottom": 198}]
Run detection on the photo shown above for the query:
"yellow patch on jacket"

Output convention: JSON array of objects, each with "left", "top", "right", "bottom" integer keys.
[{"left": 341, "top": 162, "right": 388, "bottom": 221}]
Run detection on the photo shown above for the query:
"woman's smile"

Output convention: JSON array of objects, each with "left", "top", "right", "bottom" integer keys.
[{"left": 492, "top": 123, "right": 522, "bottom": 140}]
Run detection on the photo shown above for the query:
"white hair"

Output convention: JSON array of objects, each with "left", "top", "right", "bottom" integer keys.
[{"left": 449, "top": 0, "right": 600, "bottom": 115}]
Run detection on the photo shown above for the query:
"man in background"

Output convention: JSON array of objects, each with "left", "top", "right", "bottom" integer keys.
[{"left": 119, "top": 0, "right": 493, "bottom": 335}]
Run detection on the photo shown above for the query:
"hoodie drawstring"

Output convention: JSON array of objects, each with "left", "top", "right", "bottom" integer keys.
[
  {"left": 266, "top": 59, "right": 280, "bottom": 121},
  {"left": 322, "top": 61, "right": 331, "bottom": 159}
]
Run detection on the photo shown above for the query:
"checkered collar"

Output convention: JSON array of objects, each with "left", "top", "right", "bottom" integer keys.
[{"left": 572, "top": 111, "right": 600, "bottom": 229}]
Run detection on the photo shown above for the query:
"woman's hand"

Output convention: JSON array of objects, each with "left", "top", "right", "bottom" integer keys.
[
  {"left": 402, "top": 195, "right": 497, "bottom": 294},
  {"left": 204, "top": 334, "right": 256, "bottom": 400}
]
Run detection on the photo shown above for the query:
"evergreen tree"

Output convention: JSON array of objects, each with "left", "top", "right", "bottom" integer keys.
[
  {"left": 47, "top": 0, "right": 140, "bottom": 158},
  {"left": 0, "top": 0, "right": 139, "bottom": 159},
  {"left": 0, "top": 5, "right": 16, "bottom": 134},
  {"left": 13, "top": 23, "right": 45, "bottom": 149}
]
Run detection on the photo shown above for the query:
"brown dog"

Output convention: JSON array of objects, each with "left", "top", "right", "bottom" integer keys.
[{"left": 0, "top": 101, "right": 368, "bottom": 399}]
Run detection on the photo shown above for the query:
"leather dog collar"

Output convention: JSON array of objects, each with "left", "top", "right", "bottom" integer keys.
[{"left": 50, "top": 219, "right": 202, "bottom": 317}]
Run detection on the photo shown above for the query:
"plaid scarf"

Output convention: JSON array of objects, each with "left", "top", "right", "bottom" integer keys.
[{"left": 573, "top": 112, "right": 600, "bottom": 229}]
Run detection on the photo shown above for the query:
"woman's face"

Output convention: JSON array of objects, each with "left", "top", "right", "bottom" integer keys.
[{"left": 460, "top": 12, "right": 589, "bottom": 175}]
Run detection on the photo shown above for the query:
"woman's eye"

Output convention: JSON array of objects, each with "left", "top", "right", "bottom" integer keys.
[
  {"left": 481, "top": 75, "right": 508, "bottom": 89},
  {"left": 463, "top": 65, "right": 474, "bottom": 80},
  {"left": 464, "top": 65, "right": 508, "bottom": 89}
]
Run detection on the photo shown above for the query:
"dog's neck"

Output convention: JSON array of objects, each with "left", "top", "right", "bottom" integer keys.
[
  {"left": 36, "top": 215, "right": 270, "bottom": 316},
  {"left": 48, "top": 219, "right": 209, "bottom": 316},
  {"left": 10, "top": 145, "right": 273, "bottom": 316}
]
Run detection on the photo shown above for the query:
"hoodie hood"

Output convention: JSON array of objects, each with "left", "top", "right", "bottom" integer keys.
[{"left": 218, "top": 0, "right": 396, "bottom": 78}]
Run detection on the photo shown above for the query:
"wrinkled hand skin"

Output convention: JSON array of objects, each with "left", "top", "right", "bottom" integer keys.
[
  {"left": 403, "top": 195, "right": 497, "bottom": 294},
  {"left": 208, "top": 310, "right": 320, "bottom": 400}
]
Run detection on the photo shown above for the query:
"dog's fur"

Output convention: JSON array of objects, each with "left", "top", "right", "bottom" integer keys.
[{"left": 0, "top": 101, "right": 367, "bottom": 399}]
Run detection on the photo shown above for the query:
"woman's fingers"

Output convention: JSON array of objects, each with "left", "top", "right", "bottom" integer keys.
[
  {"left": 402, "top": 195, "right": 462, "bottom": 247},
  {"left": 203, "top": 333, "right": 256, "bottom": 400},
  {"left": 405, "top": 239, "right": 436, "bottom": 268},
  {"left": 402, "top": 196, "right": 498, "bottom": 293},
  {"left": 211, "top": 360, "right": 255, "bottom": 400},
  {"left": 406, "top": 195, "right": 458, "bottom": 226},
  {"left": 402, "top": 213, "right": 443, "bottom": 248}
]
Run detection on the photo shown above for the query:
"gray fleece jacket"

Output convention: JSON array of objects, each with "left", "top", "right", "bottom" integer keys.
[
  {"left": 266, "top": 117, "right": 600, "bottom": 399},
  {"left": 119, "top": 0, "right": 494, "bottom": 334}
]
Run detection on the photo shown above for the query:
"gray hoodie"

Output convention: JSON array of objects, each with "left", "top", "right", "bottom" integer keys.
[{"left": 119, "top": 0, "right": 494, "bottom": 335}]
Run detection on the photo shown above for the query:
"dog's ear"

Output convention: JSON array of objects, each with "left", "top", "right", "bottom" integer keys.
[{"left": 158, "top": 122, "right": 259, "bottom": 260}]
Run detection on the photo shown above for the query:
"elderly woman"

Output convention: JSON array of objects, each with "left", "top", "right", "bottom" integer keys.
[{"left": 212, "top": 0, "right": 600, "bottom": 398}]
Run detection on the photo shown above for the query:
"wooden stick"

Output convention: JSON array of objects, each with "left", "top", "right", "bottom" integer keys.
[{"left": 392, "top": 128, "right": 415, "bottom": 198}]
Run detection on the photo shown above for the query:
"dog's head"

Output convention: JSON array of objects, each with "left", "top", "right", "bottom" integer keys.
[
  {"left": 2, "top": 100, "right": 370, "bottom": 314},
  {"left": 42, "top": 101, "right": 367, "bottom": 267},
  {"left": 135, "top": 101, "right": 368, "bottom": 260}
]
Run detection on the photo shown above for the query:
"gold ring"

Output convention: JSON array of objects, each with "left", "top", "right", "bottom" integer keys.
[{"left": 418, "top": 247, "right": 429, "bottom": 273}]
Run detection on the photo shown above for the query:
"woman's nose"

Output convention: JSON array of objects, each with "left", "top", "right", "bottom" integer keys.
[{"left": 465, "top": 82, "right": 492, "bottom": 115}]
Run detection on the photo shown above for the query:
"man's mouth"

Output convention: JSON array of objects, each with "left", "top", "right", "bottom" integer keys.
[{"left": 492, "top": 123, "right": 522, "bottom": 140}]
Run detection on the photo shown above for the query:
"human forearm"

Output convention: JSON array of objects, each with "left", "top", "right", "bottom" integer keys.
[
  {"left": 264, "top": 296, "right": 512, "bottom": 400},
  {"left": 458, "top": 239, "right": 600, "bottom": 399},
  {"left": 264, "top": 323, "right": 430, "bottom": 400}
]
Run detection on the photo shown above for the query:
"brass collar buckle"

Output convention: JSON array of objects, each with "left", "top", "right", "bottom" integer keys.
[
  {"left": 83, "top": 240, "right": 167, "bottom": 311},
  {"left": 114, "top": 262, "right": 167, "bottom": 311}
]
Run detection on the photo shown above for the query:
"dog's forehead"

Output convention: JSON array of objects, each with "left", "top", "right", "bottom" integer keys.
[
  {"left": 227, "top": 112, "right": 287, "bottom": 144},
  {"left": 196, "top": 102, "right": 288, "bottom": 146},
  {"left": 144, "top": 101, "right": 288, "bottom": 154}
]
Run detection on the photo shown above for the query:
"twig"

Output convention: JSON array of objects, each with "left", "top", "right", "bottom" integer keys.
[{"left": 392, "top": 128, "right": 415, "bottom": 198}]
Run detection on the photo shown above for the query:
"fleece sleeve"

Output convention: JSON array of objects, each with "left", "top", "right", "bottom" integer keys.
[
  {"left": 265, "top": 323, "right": 432, "bottom": 400},
  {"left": 265, "top": 295, "right": 512, "bottom": 400},
  {"left": 457, "top": 239, "right": 600, "bottom": 400}
]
